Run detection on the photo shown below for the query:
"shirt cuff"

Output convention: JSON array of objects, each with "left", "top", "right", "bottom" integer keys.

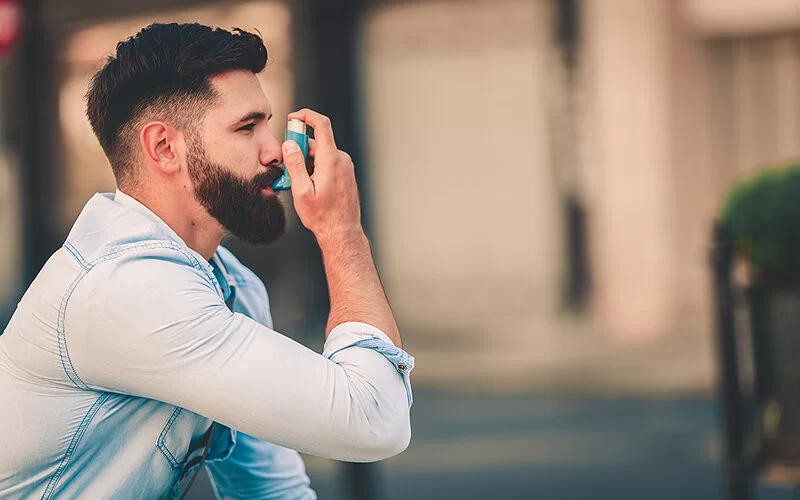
[{"left": 323, "top": 322, "right": 415, "bottom": 407}]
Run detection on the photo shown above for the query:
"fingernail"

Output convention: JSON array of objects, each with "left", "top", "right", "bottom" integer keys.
[{"left": 283, "top": 140, "right": 299, "bottom": 153}]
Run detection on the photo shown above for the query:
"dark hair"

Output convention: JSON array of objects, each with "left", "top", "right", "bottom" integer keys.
[{"left": 86, "top": 23, "right": 268, "bottom": 187}]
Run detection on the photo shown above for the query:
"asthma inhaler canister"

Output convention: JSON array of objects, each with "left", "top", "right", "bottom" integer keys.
[{"left": 272, "top": 119, "right": 308, "bottom": 191}]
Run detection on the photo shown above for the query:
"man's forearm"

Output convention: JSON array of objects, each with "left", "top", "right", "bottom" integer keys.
[{"left": 317, "top": 229, "right": 402, "bottom": 348}]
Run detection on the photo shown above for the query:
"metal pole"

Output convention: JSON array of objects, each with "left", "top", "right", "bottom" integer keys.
[
  {"left": 749, "top": 284, "right": 774, "bottom": 419},
  {"left": 341, "top": 461, "right": 384, "bottom": 500},
  {"left": 712, "top": 224, "right": 753, "bottom": 500},
  {"left": 17, "top": 0, "right": 62, "bottom": 284},
  {"left": 554, "top": 0, "right": 590, "bottom": 311}
]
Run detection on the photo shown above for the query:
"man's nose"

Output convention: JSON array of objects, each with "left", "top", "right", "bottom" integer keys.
[{"left": 261, "top": 132, "right": 283, "bottom": 168}]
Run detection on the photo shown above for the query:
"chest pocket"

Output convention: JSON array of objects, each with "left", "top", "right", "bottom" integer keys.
[{"left": 157, "top": 406, "right": 212, "bottom": 469}]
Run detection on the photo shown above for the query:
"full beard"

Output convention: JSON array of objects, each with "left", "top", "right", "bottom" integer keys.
[{"left": 187, "top": 144, "right": 286, "bottom": 245}]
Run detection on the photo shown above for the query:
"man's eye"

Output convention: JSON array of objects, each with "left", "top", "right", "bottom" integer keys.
[{"left": 238, "top": 123, "right": 256, "bottom": 132}]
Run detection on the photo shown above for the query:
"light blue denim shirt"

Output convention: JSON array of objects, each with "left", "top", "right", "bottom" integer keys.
[{"left": 0, "top": 190, "right": 414, "bottom": 499}]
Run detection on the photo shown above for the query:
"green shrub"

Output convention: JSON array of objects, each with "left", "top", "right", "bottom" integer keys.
[{"left": 720, "top": 162, "right": 800, "bottom": 280}]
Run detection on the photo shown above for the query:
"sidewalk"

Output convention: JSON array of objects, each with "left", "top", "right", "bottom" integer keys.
[{"left": 405, "top": 314, "right": 718, "bottom": 397}]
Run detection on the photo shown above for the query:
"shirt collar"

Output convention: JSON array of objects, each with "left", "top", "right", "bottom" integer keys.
[
  {"left": 112, "top": 189, "right": 188, "bottom": 248},
  {"left": 210, "top": 253, "right": 236, "bottom": 307}
]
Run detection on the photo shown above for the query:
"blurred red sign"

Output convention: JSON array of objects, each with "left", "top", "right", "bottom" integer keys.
[{"left": 0, "top": 0, "right": 21, "bottom": 59}]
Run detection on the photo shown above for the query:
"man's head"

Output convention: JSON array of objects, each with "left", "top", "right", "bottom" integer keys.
[{"left": 86, "top": 23, "right": 286, "bottom": 244}]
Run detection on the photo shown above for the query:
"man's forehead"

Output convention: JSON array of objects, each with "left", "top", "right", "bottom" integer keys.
[{"left": 208, "top": 70, "right": 271, "bottom": 116}]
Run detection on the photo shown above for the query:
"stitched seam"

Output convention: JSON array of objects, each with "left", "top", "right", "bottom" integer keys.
[
  {"left": 63, "top": 242, "right": 88, "bottom": 269},
  {"left": 58, "top": 241, "right": 217, "bottom": 390},
  {"left": 41, "top": 393, "right": 110, "bottom": 499},
  {"left": 227, "top": 276, "right": 261, "bottom": 287},
  {"left": 57, "top": 242, "right": 91, "bottom": 388},
  {"left": 157, "top": 407, "right": 184, "bottom": 468},
  {"left": 57, "top": 264, "right": 93, "bottom": 390}
]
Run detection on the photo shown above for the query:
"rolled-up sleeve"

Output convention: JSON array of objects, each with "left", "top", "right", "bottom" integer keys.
[{"left": 323, "top": 322, "right": 414, "bottom": 407}]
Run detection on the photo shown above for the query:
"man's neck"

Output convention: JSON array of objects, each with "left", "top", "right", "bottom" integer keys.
[{"left": 120, "top": 187, "right": 226, "bottom": 260}]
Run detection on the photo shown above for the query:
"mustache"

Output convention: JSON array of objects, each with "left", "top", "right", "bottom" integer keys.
[{"left": 252, "top": 165, "right": 285, "bottom": 190}]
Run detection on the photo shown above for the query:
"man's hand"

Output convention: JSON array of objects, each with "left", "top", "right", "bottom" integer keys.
[{"left": 282, "top": 109, "right": 362, "bottom": 241}]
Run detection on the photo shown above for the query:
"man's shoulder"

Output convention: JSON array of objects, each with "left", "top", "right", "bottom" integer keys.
[
  {"left": 73, "top": 242, "right": 216, "bottom": 301},
  {"left": 65, "top": 193, "right": 190, "bottom": 266}
]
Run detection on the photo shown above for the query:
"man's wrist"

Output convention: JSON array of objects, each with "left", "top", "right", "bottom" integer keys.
[{"left": 315, "top": 225, "right": 368, "bottom": 254}]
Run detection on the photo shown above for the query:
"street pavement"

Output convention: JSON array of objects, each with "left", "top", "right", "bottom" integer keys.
[{"left": 187, "top": 388, "right": 796, "bottom": 499}]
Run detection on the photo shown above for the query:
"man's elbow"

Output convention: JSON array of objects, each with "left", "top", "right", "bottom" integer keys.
[
  {"left": 376, "top": 417, "right": 412, "bottom": 459},
  {"left": 351, "top": 418, "right": 411, "bottom": 463}
]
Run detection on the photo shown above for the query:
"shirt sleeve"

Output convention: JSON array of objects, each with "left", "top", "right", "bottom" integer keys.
[{"left": 64, "top": 250, "right": 412, "bottom": 463}]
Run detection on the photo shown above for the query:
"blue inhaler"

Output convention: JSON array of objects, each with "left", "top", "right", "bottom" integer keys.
[{"left": 272, "top": 119, "right": 308, "bottom": 191}]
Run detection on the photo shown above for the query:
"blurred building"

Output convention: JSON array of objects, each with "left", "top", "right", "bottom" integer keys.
[{"left": 1, "top": 0, "right": 799, "bottom": 394}]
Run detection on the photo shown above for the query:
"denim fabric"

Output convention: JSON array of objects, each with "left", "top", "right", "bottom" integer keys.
[{"left": 0, "top": 190, "right": 413, "bottom": 499}]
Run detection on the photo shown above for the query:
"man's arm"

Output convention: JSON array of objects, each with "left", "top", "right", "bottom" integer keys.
[{"left": 66, "top": 253, "right": 410, "bottom": 463}]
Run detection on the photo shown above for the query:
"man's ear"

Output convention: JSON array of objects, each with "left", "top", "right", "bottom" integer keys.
[{"left": 140, "top": 121, "right": 182, "bottom": 175}]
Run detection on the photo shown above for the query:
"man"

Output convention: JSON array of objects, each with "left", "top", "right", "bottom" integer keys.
[{"left": 0, "top": 23, "right": 413, "bottom": 499}]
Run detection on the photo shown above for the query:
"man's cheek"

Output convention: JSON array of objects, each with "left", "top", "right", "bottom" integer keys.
[{"left": 230, "top": 153, "right": 258, "bottom": 176}]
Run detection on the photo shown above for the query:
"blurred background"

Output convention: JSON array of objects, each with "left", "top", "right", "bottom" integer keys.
[{"left": 1, "top": 0, "right": 799, "bottom": 498}]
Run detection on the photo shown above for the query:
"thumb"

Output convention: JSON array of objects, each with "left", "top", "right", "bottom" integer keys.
[{"left": 282, "top": 140, "right": 313, "bottom": 195}]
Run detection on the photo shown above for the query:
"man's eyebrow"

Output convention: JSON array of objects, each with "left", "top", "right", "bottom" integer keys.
[{"left": 234, "top": 111, "right": 271, "bottom": 124}]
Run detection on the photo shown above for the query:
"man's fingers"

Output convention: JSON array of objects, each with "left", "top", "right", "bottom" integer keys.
[
  {"left": 282, "top": 140, "right": 313, "bottom": 196},
  {"left": 288, "top": 109, "right": 336, "bottom": 150}
]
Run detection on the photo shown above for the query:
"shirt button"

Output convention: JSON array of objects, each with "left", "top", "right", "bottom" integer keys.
[{"left": 397, "top": 363, "right": 407, "bottom": 371}]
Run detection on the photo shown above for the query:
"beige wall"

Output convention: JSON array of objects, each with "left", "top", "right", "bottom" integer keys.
[
  {"left": 584, "top": 0, "right": 800, "bottom": 342},
  {"left": 360, "top": 0, "right": 722, "bottom": 348},
  {"left": 361, "top": 0, "right": 563, "bottom": 342},
  {"left": 683, "top": 0, "right": 800, "bottom": 37},
  {"left": 669, "top": 0, "right": 719, "bottom": 340},
  {"left": 583, "top": 0, "right": 679, "bottom": 340},
  {"left": 362, "top": 0, "right": 799, "bottom": 350}
]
